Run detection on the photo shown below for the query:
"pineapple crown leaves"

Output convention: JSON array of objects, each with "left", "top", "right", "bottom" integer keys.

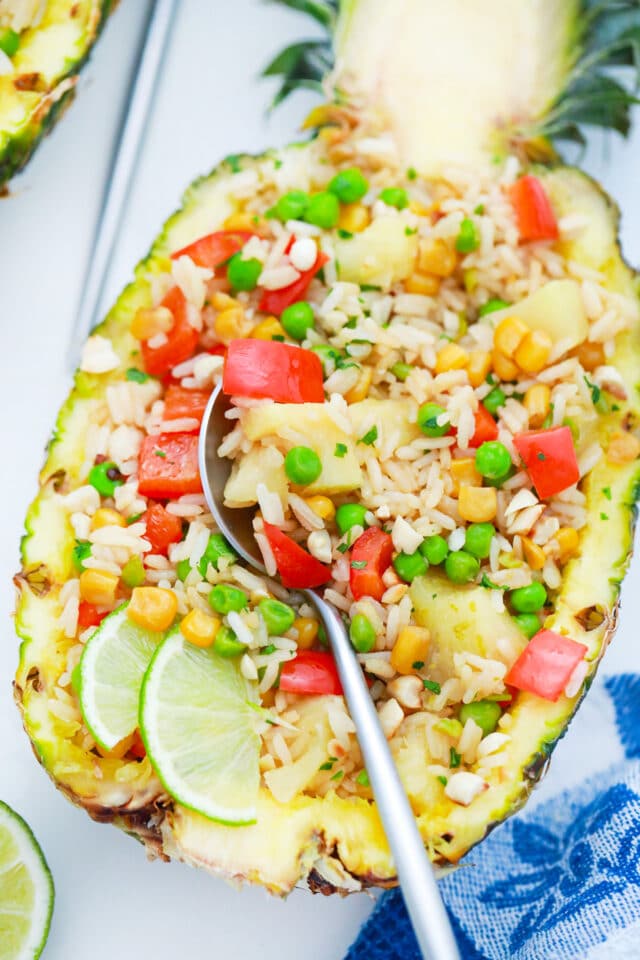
[{"left": 261, "top": 0, "right": 337, "bottom": 108}]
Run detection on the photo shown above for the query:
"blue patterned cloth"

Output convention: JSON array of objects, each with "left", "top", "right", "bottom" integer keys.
[{"left": 346, "top": 673, "right": 640, "bottom": 960}]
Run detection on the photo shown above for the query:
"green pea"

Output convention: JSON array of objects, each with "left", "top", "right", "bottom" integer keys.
[
  {"left": 459, "top": 700, "right": 501, "bottom": 736},
  {"left": 456, "top": 218, "right": 480, "bottom": 253},
  {"left": 379, "top": 187, "right": 409, "bottom": 210},
  {"left": 483, "top": 465, "right": 515, "bottom": 488},
  {"left": 284, "top": 446, "right": 322, "bottom": 485},
  {"left": 198, "top": 534, "right": 238, "bottom": 576},
  {"left": 328, "top": 167, "right": 369, "bottom": 204},
  {"left": 305, "top": 192, "right": 340, "bottom": 228},
  {"left": 483, "top": 387, "right": 506, "bottom": 416},
  {"left": 445, "top": 550, "right": 480, "bottom": 584},
  {"left": 209, "top": 584, "right": 248, "bottom": 615},
  {"left": 513, "top": 613, "right": 540, "bottom": 639},
  {"left": 510, "top": 581, "right": 547, "bottom": 614},
  {"left": 72, "top": 541, "right": 91, "bottom": 572},
  {"left": 419, "top": 535, "right": 449, "bottom": 565},
  {"left": 281, "top": 301, "right": 314, "bottom": 340},
  {"left": 464, "top": 523, "right": 496, "bottom": 560},
  {"left": 273, "top": 190, "right": 310, "bottom": 222},
  {"left": 349, "top": 614, "right": 376, "bottom": 653},
  {"left": 259, "top": 598, "right": 296, "bottom": 635},
  {"left": 478, "top": 298, "right": 510, "bottom": 317},
  {"left": 393, "top": 551, "right": 428, "bottom": 583},
  {"left": 474, "top": 441, "right": 512, "bottom": 481},
  {"left": 213, "top": 625, "right": 246, "bottom": 658},
  {"left": 311, "top": 343, "right": 341, "bottom": 376},
  {"left": 336, "top": 503, "right": 368, "bottom": 535},
  {"left": 121, "top": 555, "right": 145, "bottom": 588},
  {"left": 227, "top": 254, "right": 262, "bottom": 291},
  {"left": 176, "top": 558, "right": 191, "bottom": 582},
  {"left": 417, "top": 402, "right": 450, "bottom": 438},
  {"left": 0, "top": 27, "right": 19, "bottom": 57},
  {"left": 390, "top": 362, "right": 413, "bottom": 382},
  {"left": 88, "top": 461, "right": 124, "bottom": 497}
]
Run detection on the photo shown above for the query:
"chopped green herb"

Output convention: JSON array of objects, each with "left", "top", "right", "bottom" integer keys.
[
  {"left": 330, "top": 769, "right": 344, "bottom": 781},
  {"left": 263, "top": 644, "right": 276, "bottom": 655},
  {"left": 584, "top": 375, "right": 601, "bottom": 406},
  {"left": 356, "top": 769, "right": 370, "bottom": 787},
  {"left": 601, "top": 512, "right": 609, "bottom": 521},
  {"left": 334, "top": 442, "right": 348, "bottom": 458},
  {"left": 350, "top": 560, "right": 367, "bottom": 570},
  {"left": 423, "top": 679, "right": 441, "bottom": 694},
  {"left": 344, "top": 317, "right": 358, "bottom": 329},
  {"left": 449, "top": 747, "right": 462, "bottom": 769},
  {"left": 437, "top": 775, "right": 448, "bottom": 787},
  {"left": 360, "top": 284, "right": 382, "bottom": 292},
  {"left": 72, "top": 541, "right": 91, "bottom": 572},
  {"left": 126, "top": 367, "right": 149, "bottom": 383},
  {"left": 274, "top": 159, "right": 283, "bottom": 170},
  {"left": 412, "top": 661, "right": 425, "bottom": 670},
  {"left": 272, "top": 334, "right": 285, "bottom": 342},
  {"left": 319, "top": 760, "right": 336, "bottom": 771},
  {"left": 603, "top": 486, "right": 612, "bottom": 500},
  {"left": 126, "top": 513, "right": 143, "bottom": 525},
  {"left": 474, "top": 203, "right": 485, "bottom": 215},
  {"left": 480, "top": 573, "right": 508, "bottom": 591},
  {"left": 337, "top": 543, "right": 349, "bottom": 554},
  {"left": 337, "top": 228, "right": 353, "bottom": 239},
  {"left": 154, "top": 449, "right": 167, "bottom": 458},
  {"left": 537, "top": 452, "right": 546, "bottom": 461},
  {"left": 225, "top": 154, "right": 242, "bottom": 173},
  {"left": 359, "top": 426, "right": 378, "bottom": 446},
  {"left": 404, "top": 226, "right": 418, "bottom": 236},
  {"left": 407, "top": 167, "right": 417, "bottom": 180}
]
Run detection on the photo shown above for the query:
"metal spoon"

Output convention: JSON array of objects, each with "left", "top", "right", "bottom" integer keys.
[{"left": 199, "top": 384, "right": 461, "bottom": 960}]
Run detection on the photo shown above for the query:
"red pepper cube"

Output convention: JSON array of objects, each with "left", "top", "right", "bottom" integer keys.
[
  {"left": 509, "top": 175, "right": 559, "bottom": 243},
  {"left": 171, "top": 230, "right": 255, "bottom": 271},
  {"left": 263, "top": 523, "right": 331, "bottom": 589},
  {"left": 141, "top": 287, "right": 199, "bottom": 377},
  {"left": 138, "top": 433, "right": 202, "bottom": 499},
  {"left": 279, "top": 651, "right": 343, "bottom": 696},
  {"left": 223, "top": 339, "right": 325, "bottom": 403},
  {"left": 513, "top": 426, "right": 580, "bottom": 499},
  {"left": 163, "top": 385, "right": 211, "bottom": 427},
  {"left": 349, "top": 527, "right": 394, "bottom": 601},
  {"left": 143, "top": 503, "right": 183, "bottom": 555},
  {"left": 469, "top": 404, "right": 499, "bottom": 449},
  {"left": 505, "top": 630, "right": 588, "bottom": 702}
]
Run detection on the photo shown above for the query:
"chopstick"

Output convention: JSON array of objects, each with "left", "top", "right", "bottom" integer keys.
[{"left": 67, "top": 0, "right": 178, "bottom": 369}]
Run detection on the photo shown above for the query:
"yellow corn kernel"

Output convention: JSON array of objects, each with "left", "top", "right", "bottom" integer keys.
[
  {"left": 607, "top": 431, "right": 640, "bottom": 464},
  {"left": 404, "top": 271, "right": 441, "bottom": 296},
  {"left": 555, "top": 526, "right": 580, "bottom": 564},
  {"left": 130, "top": 305, "right": 173, "bottom": 341},
  {"left": 79, "top": 569, "right": 119, "bottom": 606},
  {"left": 214, "top": 306, "right": 251, "bottom": 345},
  {"left": 304, "top": 495, "right": 335, "bottom": 521},
  {"left": 345, "top": 365, "right": 373, "bottom": 403},
  {"left": 91, "top": 508, "right": 126, "bottom": 530},
  {"left": 524, "top": 383, "right": 551, "bottom": 428},
  {"left": 492, "top": 349, "right": 519, "bottom": 382},
  {"left": 467, "top": 350, "right": 492, "bottom": 388},
  {"left": 409, "top": 199, "right": 432, "bottom": 217},
  {"left": 338, "top": 202, "right": 370, "bottom": 233},
  {"left": 250, "top": 317, "right": 286, "bottom": 340},
  {"left": 127, "top": 586, "right": 178, "bottom": 632},
  {"left": 435, "top": 342, "right": 469, "bottom": 375},
  {"left": 223, "top": 211, "right": 267, "bottom": 234},
  {"left": 95, "top": 733, "right": 135, "bottom": 760},
  {"left": 211, "top": 291, "right": 240, "bottom": 311},
  {"left": 493, "top": 316, "right": 529, "bottom": 358},
  {"left": 294, "top": 617, "right": 319, "bottom": 650},
  {"left": 574, "top": 340, "right": 606, "bottom": 372},
  {"left": 450, "top": 458, "right": 482, "bottom": 492},
  {"left": 180, "top": 608, "right": 221, "bottom": 648},
  {"left": 521, "top": 537, "right": 546, "bottom": 571},
  {"left": 390, "top": 625, "right": 431, "bottom": 675},
  {"left": 458, "top": 485, "right": 497, "bottom": 523},
  {"left": 514, "top": 329, "right": 553, "bottom": 374},
  {"left": 418, "top": 238, "right": 457, "bottom": 277}
]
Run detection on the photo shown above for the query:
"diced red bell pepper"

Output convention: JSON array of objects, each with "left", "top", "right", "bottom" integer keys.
[
  {"left": 143, "top": 503, "right": 183, "bottom": 555},
  {"left": 163, "top": 385, "right": 211, "bottom": 427},
  {"left": 138, "top": 433, "right": 202, "bottom": 499},
  {"left": 505, "top": 629, "right": 587, "bottom": 702},
  {"left": 349, "top": 528, "right": 394, "bottom": 602},
  {"left": 78, "top": 602, "right": 108, "bottom": 631},
  {"left": 279, "top": 650, "right": 343, "bottom": 696},
  {"left": 509, "top": 175, "right": 559, "bottom": 243},
  {"left": 513, "top": 426, "right": 580, "bottom": 499},
  {"left": 258, "top": 250, "right": 328, "bottom": 315},
  {"left": 223, "top": 339, "right": 324, "bottom": 403},
  {"left": 262, "top": 523, "right": 331, "bottom": 589},
  {"left": 141, "top": 287, "right": 199, "bottom": 377},
  {"left": 469, "top": 404, "right": 499, "bottom": 449},
  {"left": 171, "top": 230, "right": 254, "bottom": 270}
]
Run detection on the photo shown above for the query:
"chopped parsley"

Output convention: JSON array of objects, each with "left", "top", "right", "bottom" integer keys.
[
  {"left": 272, "top": 334, "right": 285, "bottom": 342},
  {"left": 334, "top": 442, "right": 348, "bottom": 458},
  {"left": 359, "top": 426, "right": 378, "bottom": 446},
  {"left": 412, "top": 661, "right": 425, "bottom": 670},
  {"left": 225, "top": 153, "right": 242, "bottom": 173},
  {"left": 601, "top": 512, "right": 609, "bottom": 521},
  {"left": 126, "top": 513, "right": 143, "bottom": 525},
  {"left": 154, "top": 449, "right": 167, "bottom": 458},
  {"left": 404, "top": 226, "right": 418, "bottom": 236},
  {"left": 584, "top": 375, "right": 601, "bottom": 406},
  {"left": 337, "top": 228, "right": 353, "bottom": 239},
  {"left": 603, "top": 486, "right": 612, "bottom": 500},
  {"left": 480, "top": 573, "right": 508, "bottom": 591},
  {"left": 537, "top": 452, "right": 546, "bottom": 461},
  {"left": 337, "top": 543, "right": 349, "bottom": 554},
  {"left": 319, "top": 758, "right": 337, "bottom": 771},
  {"left": 263, "top": 644, "right": 276, "bottom": 655},
  {"left": 360, "top": 284, "right": 382, "bottom": 292},
  {"left": 351, "top": 560, "right": 367, "bottom": 569},
  {"left": 330, "top": 769, "right": 344, "bottom": 781},
  {"left": 449, "top": 747, "right": 462, "bottom": 769},
  {"left": 406, "top": 167, "right": 417, "bottom": 180},
  {"left": 423, "top": 679, "right": 441, "bottom": 694},
  {"left": 474, "top": 203, "right": 485, "bottom": 215},
  {"left": 356, "top": 769, "right": 370, "bottom": 787},
  {"left": 125, "top": 367, "right": 149, "bottom": 383},
  {"left": 437, "top": 775, "right": 448, "bottom": 787}
]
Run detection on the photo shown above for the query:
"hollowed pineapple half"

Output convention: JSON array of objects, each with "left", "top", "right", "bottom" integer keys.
[{"left": 14, "top": 0, "right": 640, "bottom": 894}]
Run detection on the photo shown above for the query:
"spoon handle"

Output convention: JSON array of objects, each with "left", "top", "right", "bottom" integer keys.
[{"left": 307, "top": 592, "right": 461, "bottom": 960}]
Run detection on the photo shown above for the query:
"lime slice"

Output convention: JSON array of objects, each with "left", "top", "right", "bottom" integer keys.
[
  {"left": 139, "top": 630, "right": 260, "bottom": 824},
  {"left": 0, "top": 801, "right": 54, "bottom": 960},
  {"left": 79, "top": 605, "right": 163, "bottom": 750}
]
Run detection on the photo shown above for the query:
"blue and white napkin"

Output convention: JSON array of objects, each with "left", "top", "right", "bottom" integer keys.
[{"left": 346, "top": 674, "right": 640, "bottom": 960}]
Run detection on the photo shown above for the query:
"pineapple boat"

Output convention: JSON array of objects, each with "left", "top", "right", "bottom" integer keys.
[
  {"left": 0, "top": 0, "right": 114, "bottom": 188},
  {"left": 14, "top": 0, "right": 640, "bottom": 894}
]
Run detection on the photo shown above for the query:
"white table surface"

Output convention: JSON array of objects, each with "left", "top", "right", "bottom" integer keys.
[{"left": 2, "top": 3, "right": 640, "bottom": 957}]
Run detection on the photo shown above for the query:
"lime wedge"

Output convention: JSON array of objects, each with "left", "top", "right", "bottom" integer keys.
[
  {"left": 79, "top": 605, "right": 163, "bottom": 750},
  {"left": 139, "top": 630, "right": 260, "bottom": 824},
  {"left": 0, "top": 801, "right": 54, "bottom": 960}
]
